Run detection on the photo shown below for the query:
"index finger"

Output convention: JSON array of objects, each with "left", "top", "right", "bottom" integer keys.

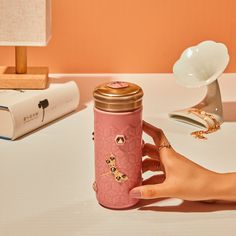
[
  {"left": 142, "top": 121, "right": 176, "bottom": 162},
  {"left": 143, "top": 120, "right": 167, "bottom": 146}
]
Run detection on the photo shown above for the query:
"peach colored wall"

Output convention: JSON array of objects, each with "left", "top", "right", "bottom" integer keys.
[{"left": 0, "top": 0, "right": 235, "bottom": 73}]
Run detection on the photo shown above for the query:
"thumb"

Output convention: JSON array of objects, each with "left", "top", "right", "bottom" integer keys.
[{"left": 129, "top": 184, "right": 168, "bottom": 199}]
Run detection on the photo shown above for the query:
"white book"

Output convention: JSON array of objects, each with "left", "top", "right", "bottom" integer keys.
[{"left": 0, "top": 81, "right": 80, "bottom": 140}]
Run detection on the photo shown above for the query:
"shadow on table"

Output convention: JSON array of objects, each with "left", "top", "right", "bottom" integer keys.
[
  {"left": 1, "top": 199, "right": 235, "bottom": 235},
  {"left": 134, "top": 198, "right": 236, "bottom": 213},
  {"left": 223, "top": 101, "right": 236, "bottom": 122}
]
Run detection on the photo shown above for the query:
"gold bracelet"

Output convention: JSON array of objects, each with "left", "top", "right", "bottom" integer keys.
[{"left": 188, "top": 108, "right": 221, "bottom": 139}]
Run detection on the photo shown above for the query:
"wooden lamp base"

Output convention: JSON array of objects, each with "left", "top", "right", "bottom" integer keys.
[
  {"left": 0, "top": 66, "right": 49, "bottom": 89},
  {"left": 0, "top": 46, "right": 49, "bottom": 90}
]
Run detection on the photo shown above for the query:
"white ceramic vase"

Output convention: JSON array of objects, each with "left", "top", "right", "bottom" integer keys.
[{"left": 169, "top": 40, "right": 229, "bottom": 128}]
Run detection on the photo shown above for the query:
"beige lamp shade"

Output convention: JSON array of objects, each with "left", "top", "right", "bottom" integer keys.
[{"left": 0, "top": 0, "right": 51, "bottom": 46}]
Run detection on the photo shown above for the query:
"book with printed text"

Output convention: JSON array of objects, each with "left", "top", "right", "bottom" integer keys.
[{"left": 0, "top": 81, "right": 80, "bottom": 140}]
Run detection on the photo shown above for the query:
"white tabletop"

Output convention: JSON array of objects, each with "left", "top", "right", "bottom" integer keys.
[{"left": 0, "top": 73, "right": 236, "bottom": 236}]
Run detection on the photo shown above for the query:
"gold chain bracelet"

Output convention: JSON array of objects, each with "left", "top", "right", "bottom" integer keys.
[{"left": 188, "top": 108, "right": 221, "bottom": 139}]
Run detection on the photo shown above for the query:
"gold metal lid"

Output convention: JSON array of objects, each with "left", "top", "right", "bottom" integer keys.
[{"left": 93, "top": 81, "right": 143, "bottom": 112}]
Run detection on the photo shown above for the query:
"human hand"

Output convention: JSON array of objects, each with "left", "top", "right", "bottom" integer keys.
[{"left": 129, "top": 121, "right": 232, "bottom": 201}]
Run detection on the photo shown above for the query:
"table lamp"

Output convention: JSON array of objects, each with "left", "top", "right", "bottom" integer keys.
[{"left": 0, "top": 0, "right": 51, "bottom": 89}]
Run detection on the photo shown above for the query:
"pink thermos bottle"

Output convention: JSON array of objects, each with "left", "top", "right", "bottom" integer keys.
[{"left": 93, "top": 81, "right": 144, "bottom": 209}]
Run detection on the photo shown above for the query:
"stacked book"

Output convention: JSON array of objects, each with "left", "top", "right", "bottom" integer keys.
[{"left": 0, "top": 81, "right": 80, "bottom": 140}]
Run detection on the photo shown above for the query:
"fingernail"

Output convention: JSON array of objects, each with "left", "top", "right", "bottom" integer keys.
[{"left": 129, "top": 189, "right": 141, "bottom": 198}]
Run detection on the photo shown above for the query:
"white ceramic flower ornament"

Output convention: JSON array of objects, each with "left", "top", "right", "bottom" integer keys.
[{"left": 169, "top": 41, "right": 229, "bottom": 138}]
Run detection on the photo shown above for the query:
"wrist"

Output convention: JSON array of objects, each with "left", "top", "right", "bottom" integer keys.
[{"left": 210, "top": 172, "right": 236, "bottom": 201}]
